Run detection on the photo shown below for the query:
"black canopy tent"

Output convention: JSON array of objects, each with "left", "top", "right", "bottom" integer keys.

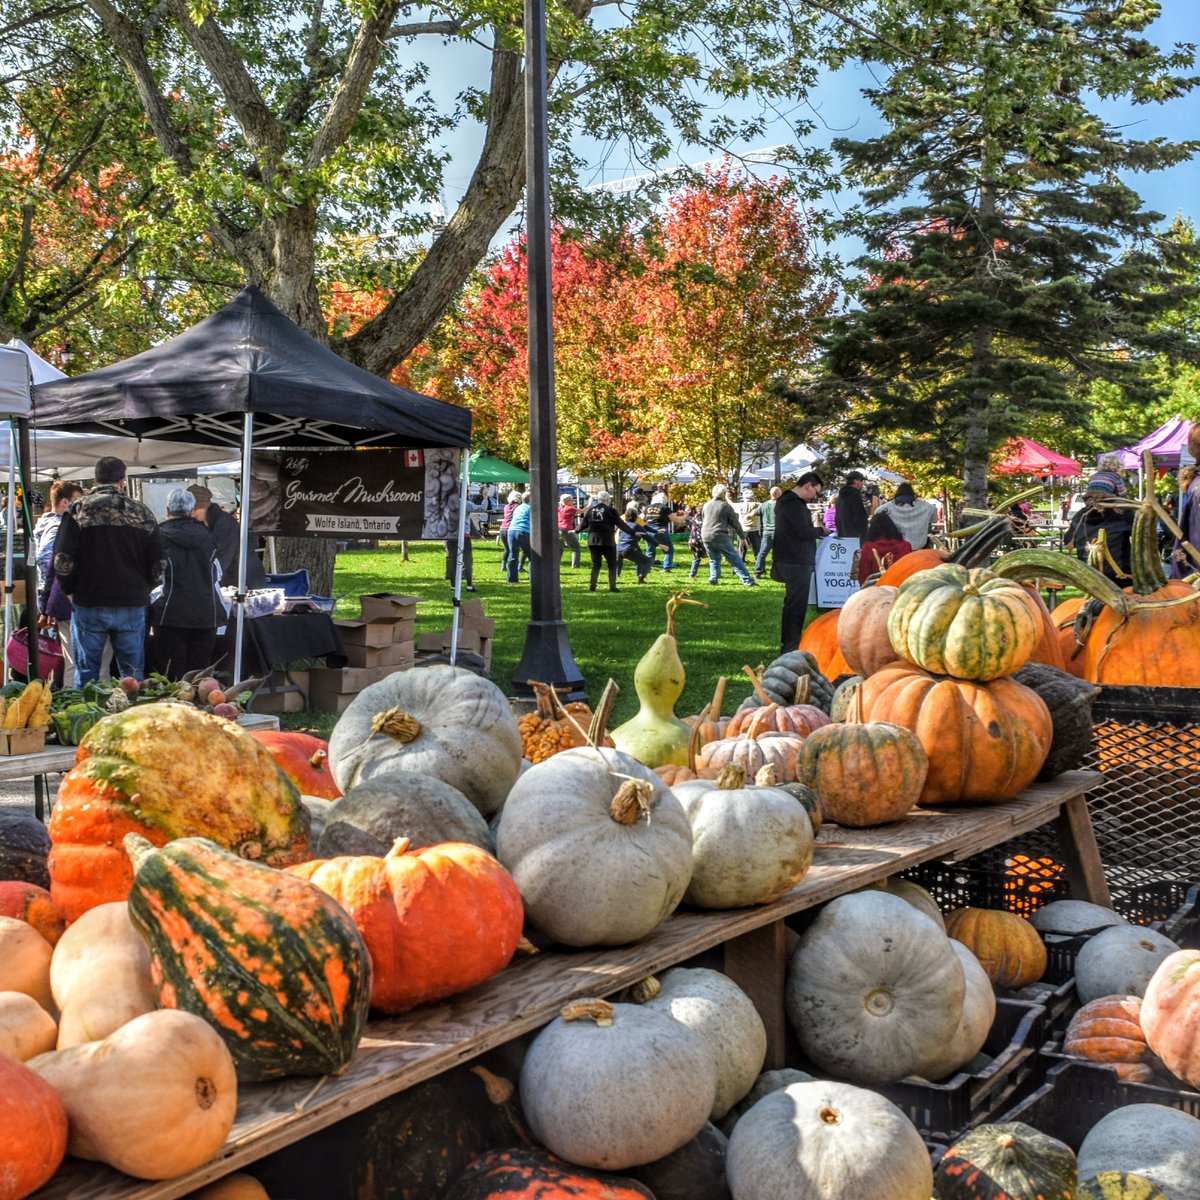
[{"left": 32, "top": 286, "right": 472, "bottom": 678}]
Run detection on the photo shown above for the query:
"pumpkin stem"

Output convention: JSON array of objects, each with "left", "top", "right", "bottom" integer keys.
[
  {"left": 996, "top": 1133, "right": 1016, "bottom": 1149},
  {"left": 561, "top": 998, "right": 615, "bottom": 1026},
  {"left": 627, "top": 975, "right": 661, "bottom": 1003},
  {"left": 744, "top": 704, "right": 777, "bottom": 740},
  {"left": 741, "top": 664, "right": 773, "bottom": 706},
  {"left": 709, "top": 675, "right": 727, "bottom": 719},
  {"left": 754, "top": 763, "right": 779, "bottom": 786},
  {"left": 665, "top": 592, "right": 706, "bottom": 637},
  {"left": 715, "top": 763, "right": 747, "bottom": 790},
  {"left": 687, "top": 702, "right": 709, "bottom": 770},
  {"left": 529, "top": 681, "right": 558, "bottom": 721},
  {"left": 609, "top": 778, "right": 653, "bottom": 825},
  {"left": 818, "top": 1106, "right": 843, "bottom": 1126},
  {"left": 309, "top": 749, "right": 329, "bottom": 770},
  {"left": 371, "top": 707, "right": 421, "bottom": 743},
  {"left": 587, "top": 678, "right": 619, "bottom": 748},
  {"left": 516, "top": 935, "right": 539, "bottom": 956},
  {"left": 385, "top": 838, "right": 413, "bottom": 860},
  {"left": 123, "top": 832, "right": 156, "bottom": 870},
  {"left": 793, "top": 674, "right": 811, "bottom": 706}
]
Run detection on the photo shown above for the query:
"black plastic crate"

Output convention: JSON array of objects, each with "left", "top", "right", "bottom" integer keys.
[
  {"left": 998, "top": 1060, "right": 1200, "bottom": 1150},
  {"left": 1040, "top": 1037, "right": 1200, "bottom": 1097},
  {"left": 869, "top": 999, "right": 1046, "bottom": 1145},
  {"left": 900, "top": 850, "right": 1069, "bottom": 920}
]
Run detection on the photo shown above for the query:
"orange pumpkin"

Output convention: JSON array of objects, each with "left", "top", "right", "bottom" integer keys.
[
  {"left": 683, "top": 677, "right": 731, "bottom": 746},
  {"left": 1051, "top": 595, "right": 1087, "bottom": 678},
  {"left": 798, "top": 609, "right": 851, "bottom": 676},
  {"left": 290, "top": 838, "right": 524, "bottom": 1014},
  {"left": 1020, "top": 584, "right": 1067, "bottom": 672},
  {"left": 249, "top": 730, "right": 342, "bottom": 800},
  {"left": 944, "top": 906, "right": 1047, "bottom": 988},
  {"left": 724, "top": 700, "right": 830, "bottom": 739},
  {"left": 1141, "top": 948, "right": 1200, "bottom": 1088},
  {"left": 836, "top": 585, "right": 901, "bottom": 678},
  {"left": 877, "top": 547, "right": 949, "bottom": 587},
  {"left": 1063, "top": 995, "right": 1155, "bottom": 1083},
  {"left": 856, "top": 665, "right": 1052, "bottom": 806},
  {"left": 0, "top": 1053, "right": 68, "bottom": 1200},
  {"left": 656, "top": 703, "right": 721, "bottom": 786},
  {"left": 0, "top": 881, "right": 65, "bottom": 945}
]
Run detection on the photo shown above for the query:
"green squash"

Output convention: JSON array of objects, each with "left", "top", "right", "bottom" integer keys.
[
  {"left": 124, "top": 833, "right": 371, "bottom": 1082},
  {"left": 625, "top": 1122, "right": 732, "bottom": 1200},
  {"left": 738, "top": 651, "right": 835, "bottom": 714},
  {"left": 1011, "top": 663, "right": 1098, "bottom": 779},
  {"left": 1079, "top": 1172, "right": 1170, "bottom": 1200},
  {"left": 936, "top": 1122, "right": 1078, "bottom": 1200},
  {"left": 0, "top": 810, "right": 51, "bottom": 889}
]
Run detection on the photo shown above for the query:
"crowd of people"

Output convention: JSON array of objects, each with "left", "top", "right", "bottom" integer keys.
[{"left": 31, "top": 456, "right": 255, "bottom": 687}]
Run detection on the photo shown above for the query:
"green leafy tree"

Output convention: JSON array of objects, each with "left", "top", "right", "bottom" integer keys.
[{"left": 817, "top": 0, "right": 1200, "bottom": 507}]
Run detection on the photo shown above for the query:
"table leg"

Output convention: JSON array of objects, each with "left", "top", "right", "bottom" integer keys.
[
  {"left": 34, "top": 772, "right": 45, "bottom": 822},
  {"left": 1052, "top": 792, "right": 1112, "bottom": 907},
  {"left": 723, "top": 921, "right": 787, "bottom": 1070}
]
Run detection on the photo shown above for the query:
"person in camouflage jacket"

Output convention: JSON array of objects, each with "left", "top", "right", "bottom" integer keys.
[{"left": 53, "top": 456, "right": 166, "bottom": 685}]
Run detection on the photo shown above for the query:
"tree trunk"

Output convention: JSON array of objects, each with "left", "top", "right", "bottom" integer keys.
[
  {"left": 963, "top": 177, "right": 997, "bottom": 511},
  {"left": 275, "top": 536, "right": 337, "bottom": 598}
]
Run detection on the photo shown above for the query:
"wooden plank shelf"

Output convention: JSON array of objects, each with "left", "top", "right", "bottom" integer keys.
[{"left": 34, "top": 770, "right": 1104, "bottom": 1200}]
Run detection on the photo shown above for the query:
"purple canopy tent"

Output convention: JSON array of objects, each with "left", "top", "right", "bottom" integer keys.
[{"left": 1115, "top": 415, "right": 1193, "bottom": 469}]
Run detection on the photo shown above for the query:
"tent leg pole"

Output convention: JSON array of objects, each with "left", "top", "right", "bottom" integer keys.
[
  {"left": 16, "top": 418, "right": 38, "bottom": 681},
  {"left": 450, "top": 455, "right": 470, "bottom": 667},
  {"left": 233, "top": 413, "right": 254, "bottom": 684},
  {"left": 3, "top": 423, "right": 15, "bottom": 678}
]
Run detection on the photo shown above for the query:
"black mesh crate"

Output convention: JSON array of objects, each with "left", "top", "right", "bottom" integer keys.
[{"left": 998, "top": 1060, "right": 1200, "bottom": 1150}]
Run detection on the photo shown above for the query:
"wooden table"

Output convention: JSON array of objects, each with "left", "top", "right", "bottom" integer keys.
[
  {"left": 36, "top": 770, "right": 1105, "bottom": 1200},
  {"left": 4, "top": 713, "right": 281, "bottom": 820}
]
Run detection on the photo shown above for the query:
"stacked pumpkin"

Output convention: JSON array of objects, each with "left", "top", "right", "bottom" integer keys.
[{"left": 836, "top": 563, "right": 1056, "bottom": 807}]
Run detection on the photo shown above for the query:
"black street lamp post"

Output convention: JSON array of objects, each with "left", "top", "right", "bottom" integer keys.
[{"left": 510, "top": 0, "right": 586, "bottom": 699}]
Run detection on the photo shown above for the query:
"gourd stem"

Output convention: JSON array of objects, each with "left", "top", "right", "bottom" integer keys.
[
  {"left": 744, "top": 704, "right": 777, "bottom": 740},
  {"left": 123, "top": 832, "right": 155, "bottom": 870},
  {"left": 529, "top": 681, "right": 557, "bottom": 721},
  {"left": 991, "top": 549, "right": 1135, "bottom": 615},
  {"left": 627, "top": 975, "right": 661, "bottom": 1003},
  {"left": 715, "top": 763, "right": 746, "bottom": 790},
  {"left": 1130, "top": 497, "right": 1167, "bottom": 596},
  {"left": 385, "top": 837, "right": 412, "bottom": 860},
  {"left": 371, "top": 708, "right": 421, "bottom": 743},
  {"left": 561, "top": 998, "right": 615, "bottom": 1026},
  {"left": 470, "top": 1064, "right": 515, "bottom": 1105},
  {"left": 664, "top": 592, "right": 706, "bottom": 637},
  {"left": 687, "top": 703, "right": 709, "bottom": 770},
  {"left": 755, "top": 763, "right": 779, "bottom": 786},
  {"left": 709, "top": 676, "right": 727, "bottom": 720},
  {"left": 587, "top": 679, "right": 619, "bottom": 748},
  {"left": 610, "top": 778, "right": 653, "bottom": 824},
  {"left": 947, "top": 516, "right": 1017, "bottom": 565}
]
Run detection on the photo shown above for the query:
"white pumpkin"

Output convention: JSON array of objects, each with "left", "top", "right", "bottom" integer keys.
[
  {"left": 496, "top": 747, "right": 693, "bottom": 946},
  {"left": 641, "top": 968, "right": 767, "bottom": 1120},
  {"left": 785, "top": 890, "right": 965, "bottom": 1084},
  {"left": 726, "top": 1080, "right": 933, "bottom": 1200},
  {"left": 719, "top": 1068, "right": 814, "bottom": 1135},
  {"left": 1029, "top": 899, "right": 1124, "bottom": 937},
  {"left": 914, "top": 940, "right": 995, "bottom": 1081},
  {"left": 1078, "top": 1103, "right": 1200, "bottom": 1200},
  {"left": 1075, "top": 924, "right": 1179, "bottom": 1003},
  {"left": 673, "top": 766, "right": 813, "bottom": 909},
  {"left": 865, "top": 876, "right": 945, "bottom": 931},
  {"left": 519, "top": 998, "right": 717, "bottom": 1170},
  {"left": 327, "top": 666, "right": 522, "bottom": 816}
]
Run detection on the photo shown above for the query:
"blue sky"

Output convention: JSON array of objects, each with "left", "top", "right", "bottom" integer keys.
[{"left": 431, "top": 2, "right": 1199, "bottom": 261}]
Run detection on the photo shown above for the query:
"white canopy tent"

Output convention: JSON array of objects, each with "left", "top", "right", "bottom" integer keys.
[{"left": 0, "top": 347, "right": 36, "bottom": 671}]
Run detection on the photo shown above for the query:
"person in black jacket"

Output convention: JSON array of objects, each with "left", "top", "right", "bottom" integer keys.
[
  {"left": 150, "top": 489, "right": 226, "bottom": 678},
  {"left": 1064, "top": 473, "right": 1134, "bottom": 580},
  {"left": 53, "top": 455, "right": 166, "bottom": 685},
  {"left": 187, "top": 484, "right": 267, "bottom": 589},
  {"left": 582, "top": 492, "right": 639, "bottom": 592},
  {"left": 771, "top": 472, "right": 824, "bottom": 655},
  {"left": 834, "top": 471, "right": 870, "bottom": 542}
]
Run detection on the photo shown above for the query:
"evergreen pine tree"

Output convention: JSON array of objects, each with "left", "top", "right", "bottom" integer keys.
[{"left": 818, "top": 0, "right": 1200, "bottom": 506}]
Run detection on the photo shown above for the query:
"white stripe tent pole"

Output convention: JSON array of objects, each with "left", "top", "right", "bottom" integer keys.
[
  {"left": 449, "top": 450, "right": 471, "bottom": 667},
  {"left": 2, "top": 422, "right": 16, "bottom": 673},
  {"left": 232, "top": 411, "right": 254, "bottom": 683}
]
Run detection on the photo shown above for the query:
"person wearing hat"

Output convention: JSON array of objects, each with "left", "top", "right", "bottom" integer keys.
[
  {"left": 52, "top": 455, "right": 165, "bottom": 684},
  {"left": 1173, "top": 424, "right": 1200, "bottom": 578},
  {"left": 187, "top": 484, "right": 268, "bottom": 589},
  {"left": 1064, "top": 471, "right": 1133, "bottom": 579},
  {"left": 581, "top": 491, "right": 639, "bottom": 592}
]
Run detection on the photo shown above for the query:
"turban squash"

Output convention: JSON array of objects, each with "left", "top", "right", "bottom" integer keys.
[
  {"left": 249, "top": 730, "right": 342, "bottom": 800},
  {"left": 1064, "top": 995, "right": 1155, "bottom": 1084},
  {"left": 856, "top": 665, "right": 1051, "bottom": 805},
  {"left": 944, "top": 906, "right": 1047, "bottom": 989},
  {"left": 48, "top": 704, "right": 310, "bottom": 923}
]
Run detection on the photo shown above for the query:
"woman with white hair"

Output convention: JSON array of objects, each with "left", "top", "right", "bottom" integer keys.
[
  {"left": 497, "top": 488, "right": 525, "bottom": 574},
  {"left": 149, "top": 487, "right": 223, "bottom": 678},
  {"left": 700, "top": 484, "right": 757, "bottom": 586},
  {"left": 581, "top": 491, "right": 640, "bottom": 592}
]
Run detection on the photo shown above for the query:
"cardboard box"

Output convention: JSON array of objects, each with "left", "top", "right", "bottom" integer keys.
[
  {"left": 460, "top": 614, "right": 496, "bottom": 638},
  {"left": 444, "top": 627, "right": 482, "bottom": 655},
  {"left": 0, "top": 727, "right": 46, "bottom": 755},
  {"left": 417, "top": 631, "right": 445, "bottom": 653},
  {"left": 308, "top": 666, "right": 386, "bottom": 705},
  {"left": 458, "top": 598, "right": 486, "bottom": 621},
  {"left": 377, "top": 641, "right": 414, "bottom": 668},
  {"left": 251, "top": 671, "right": 309, "bottom": 714},
  {"left": 359, "top": 593, "right": 422, "bottom": 623},
  {"left": 389, "top": 617, "right": 416, "bottom": 644},
  {"left": 479, "top": 635, "right": 493, "bottom": 668},
  {"left": 334, "top": 619, "right": 397, "bottom": 649},
  {"left": 310, "top": 690, "right": 358, "bottom": 714}
]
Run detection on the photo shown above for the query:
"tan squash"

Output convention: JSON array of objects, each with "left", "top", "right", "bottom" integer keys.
[
  {"left": 50, "top": 901, "right": 157, "bottom": 1049},
  {"left": 0, "top": 913, "right": 53, "bottom": 1012},
  {"left": 0, "top": 990, "right": 58, "bottom": 1061},
  {"left": 184, "top": 1175, "right": 272, "bottom": 1200},
  {"left": 28, "top": 1008, "right": 238, "bottom": 1180},
  {"left": 944, "top": 907, "right": 1047, "bottom": 989}
]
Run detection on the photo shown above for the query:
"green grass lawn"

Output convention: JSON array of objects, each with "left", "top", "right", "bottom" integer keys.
[{"left": 303, "top": 538, "right": 810, "bottom": 731}]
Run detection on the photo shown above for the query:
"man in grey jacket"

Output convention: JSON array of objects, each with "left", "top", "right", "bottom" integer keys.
[{"left": 700, "top": 484, "right": 757, "bottom": 587}]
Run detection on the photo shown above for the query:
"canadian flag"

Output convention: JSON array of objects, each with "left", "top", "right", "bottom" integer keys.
[{"left": 404, "top": 449, "right": 423, "bottom": 469}]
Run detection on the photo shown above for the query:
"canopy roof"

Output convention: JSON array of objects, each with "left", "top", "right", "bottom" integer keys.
[
  {"left": 32, "top": 285, "right": 471, "bottom": 450},
  {"left": 0, "top": 347, "right": 32, "bottom": 417},
  {"left": 7, "top": 339, "right": 65, "bottom": 385},
  {"left": 995, "top": 438, "right": 1081, "bottom": 477},
  {"left": 468, "top": 451, "right": 529, "bottom": 484},
  {"left": 1116, "top": 415, "right": 1192, "bottom": 468}
]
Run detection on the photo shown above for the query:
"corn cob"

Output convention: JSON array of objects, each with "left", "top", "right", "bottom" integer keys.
[
  {"left": 28, "top": 680, "right": 52, "bottom": 729},
  {"left": 7, "top": 681, "right": 43, "bottom": 729}
]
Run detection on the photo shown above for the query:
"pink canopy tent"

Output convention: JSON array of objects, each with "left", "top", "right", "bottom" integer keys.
[
  {"left": 995, "top": 438, "right": 1081, "bottom": 476},
  {"left": 1116, "top": 415, "right": 1193, "bottom": 468}
]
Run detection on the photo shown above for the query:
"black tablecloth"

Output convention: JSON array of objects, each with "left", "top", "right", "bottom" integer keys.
[{"left": 238, "top": 612, "right": 346, "bottom": 676}]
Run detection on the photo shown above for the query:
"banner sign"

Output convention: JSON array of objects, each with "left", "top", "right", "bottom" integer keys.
[
  {"left": 248, "top": 448, "right": 462, "bottom": 539},
  {"left": 813, "top": 536, "right": 861, "bottom": 608}
]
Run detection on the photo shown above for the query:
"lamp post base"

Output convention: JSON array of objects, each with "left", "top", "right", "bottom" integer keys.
[{"left": 511, "top": 619, "right": 587, "bottom": 700}]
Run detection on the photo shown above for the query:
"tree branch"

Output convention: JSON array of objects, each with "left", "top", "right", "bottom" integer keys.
[{"left": 386, "top": 18, "right": 462, "bottom": 39}]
